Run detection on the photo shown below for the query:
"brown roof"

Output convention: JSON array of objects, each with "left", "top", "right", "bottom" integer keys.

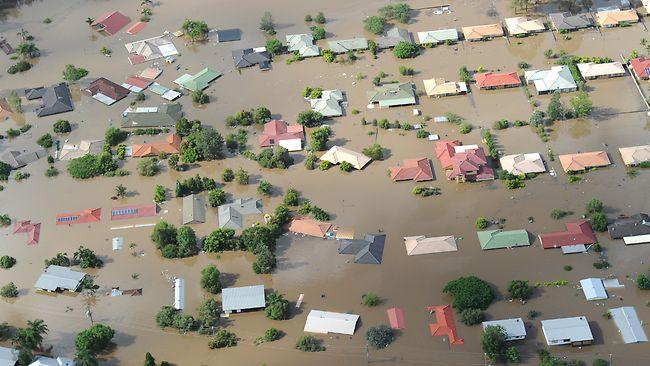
[
  {"left": 288, "top": 217, "right": 332, "bottom": 238},
  {"left": 389, "top": 158, "right": 434, "bottom": 182},
  {"left": 539, "top": 221, "right": 597, "bottom": 249},
  {"left": 559, "top": 151, "right": 611, "bottom": 172},
  {"left": 86, "top": 77, "right": 130, "bottom": 102}
]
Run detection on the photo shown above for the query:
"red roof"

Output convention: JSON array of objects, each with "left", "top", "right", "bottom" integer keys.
[
  {"left": 435, "top": 140, "right": 460, "bottom": 169},
  {"left": 474, "top": 72, "right": 521, "bottom": 88},
  {"left": 132, "top": 135, "right": 181, "bottom": 157},
  {"left": 86, "top": 78, "right": 130, "bottom": 102},
  {"left": 125, "top": 21, "right": 146, "bottom": 35},
  {"left": 427, "top": 305, "right": 464, "bottom": 345},
  {"left": 539, "top": 220, "right": 597, "bottom": 249},
  {"left": 124, "top": 76, "right": 152, "bottom": 89},
  {"left": 92, "top": 11, "right": 130, "bottom": 35},
  {"left": 630, "top": 57, "right": 650, "bottom": 79},
  {"left": 110, "top": 204, "right": 157, "bottom": 221},
  {"left": 389, "top": 158, "right": 434, "bottom": 182},
  {"left": 258, "top": 120, "right": 304, "bottom": 147},
  {"left": 56, "top": 208, "right": 101, "bottom": 225},
  {"left": 288, "top": 217, "right": 332, "bottom": 238},
  {"left": 446, "top": 147, "right": 494, "bottom": 181},
  {"left": 387, "top": 307, "right": 406, "bottom": 329},
  {"left": 13, "top": 220, "right": 40, "bottom": 245}
]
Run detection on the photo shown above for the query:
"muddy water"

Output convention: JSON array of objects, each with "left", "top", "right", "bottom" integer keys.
[{"left": 1, "top": 0, "right": 650, "bottom": 365}]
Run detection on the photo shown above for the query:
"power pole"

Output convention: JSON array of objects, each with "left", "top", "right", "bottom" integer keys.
[{"left": 85, "top": 304, "right": 94, "bottom": 325}]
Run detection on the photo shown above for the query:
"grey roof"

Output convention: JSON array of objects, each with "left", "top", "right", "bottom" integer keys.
[
  {"left": 376, "top": 28, "right": 413, "bottom": 49},
  {"left": 182, "top": 194, "right": 206, "bottom": 225},
  {"left": 0, "top": 347, "right": 18, "bottom": 366},
  {"left": 417, "top": 29, "right": 459, "bottom": 44},
  {"left": 222, "top": 284, "right": 266, "bottom": 312},
  {"left": 29, "top": 356, "right": 74, "bottom": 366},
  {"left": 36, "top": 83, "right": 74, "bottom": 117},
  {"left": 608, "top": 213, "right": 650, "bottom": 239},
  {"left": 232, "top": 48, "right": 271, "bottom": 69},
  {"left": 121, "top": 103, "right": 183, "bottom": 128},
  {"left": 367, "top": 82, "right": 417, "bottom": 107},
  {"left": 24, "top": 87, "right": 46, "bottom": 100},
  {"left": 482, "top": 318, "right": 527, "bottom": 341},
  {"left": 327, "top": 38, "right": 368, "bottom": 53},
  {"left": 309, "top": 89, "right": 343, "bottom": 117},
  {"left": 216, "top": 29, "right": 241, "bottom": 42},
  {"left": 541, "top": 316, "right": 593, "bottom": 345},
  {"left": 338, "top": 239, "right": 369, "bottom": 254},
  {"left": 338, "top": 234, "right": 385, "bottom": 264},
  {"left": 286, "top": 34, "right": 320, "bottom": 57},
  {"left": 549, "top": 12, "right": 595, "bottom": 30},
  {"left": 609, "top": 306, "right": 648, "bottom": 344},
  {"left": 217, "top": 198, "right": 262, "bottom": 229},
  {"left": 34, "top": 265, "right": 85, "bottom": 292},
  {"left": 524, "top": 66, "right": 577, "bottom": 93},
  {"left": 0, "top": 148, "right": 47, "bottom": 168}
]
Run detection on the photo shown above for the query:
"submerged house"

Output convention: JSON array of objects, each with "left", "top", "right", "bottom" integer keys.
[
  {"left": 580, "top": 278, "right": 608, "bottom": 301},
  {"left": 320, "top": 146, "right": 371, "bottom": 170},
  {"left": 221, "top": 285, "right": 266, "bottom": 314},
  {"left": 85, "top": 77, "right": 130, "bottom": 105},
  {"left": 538, "top": 221, "right": 597, "bottom": 249},
  {"left": 327, "top": 38, "right": 368, "bottom": 54},
  {"left": 629, "top": 56, "right": 650, "bottom": 79},
  {"left": 110, "top": 204, "right": 157, "bottom": 221},
  {"left": 367, "top": 82, "right": 416, "bottom": 108},
  {"left": 482, "top": 318, "right": 526, "bottom": 341},
  {"left": 91, "top": 11, "right": 130, "bottom": 35},
  {"left": 524, "top": 66, "right": 577, "bottom": 94},
  {"left": 182, "top": 194, "right": 206, "bottom": 225},
  {"left": 258, "top": 120, "right": 304, "bottom": 150},
  {"left": 541, "top": 316, "right": 593, "bottom": 346},
  {"left": 618, "top": 145, "right": 650, "bottom": 166},
  {"left": 607, "top": 213, "right": 650, "bottom": 240},
  {"left": 443, "top": 144, "right": 494, "bottom": 182},
  {"left": 416, "top": 29, "right": 458, "bottom": 45},
  {"left": 232, "top": 48, "right": 271, "bottom": 69},
  {"left": 121, "top": 103, "right": 183, "bottom": 128},
  {"left": 304, "top": 310, "right": 360, "bottom": 335},
  {"left": 576, "top": 62, "right": 625, "bottom": 80},
  {"left": 125, "top": 35, "right": 178, "bottom": 64},
  {"left": 499, "top": 153, "right": 546, "bottom": 175},
  {"left": 13, "top": 220, "right": 40, "bottom": 245},
  {"left": 59, "top": 140, "right": 104, "bottom": 160},
  {"left": 504, "top": 17, "right": 546, "bottom": 36},
  {"left": 389, "top": 157, "right": 433, "bottom": 182},
  {"left": 549, "top": 12, "right": 594, "bottom": 31},
  {"left": 0, "top": 98, "right": 14, "bottom": 119},
  {"left": 173, "top": 68, "right": 221, "bottom": 92},
  {"left": 288, "top": 217, "right": 332, "bottom": 238},
  {"left": 404, "top": 235, "right": 457, "bottom": 255},
  {"left": 0, "top": 148, "right": 47, "bottom": 169},
  {"left": 595, "top": 9, "right": 639, "bottom": 27},
  {"left": 338, "top": 233, "right": 386, "bottom": 264},
  {"left": 33, "top": 83, "right": 74, "bottom": 117},
  {"left": 309, "top": 89, "right": 344, "bottom": 117},
  {"left": 477, "top": 229, "right": 530, "bottom": 250},
  {"left": 29, "top": 356, "right": 75, "bottom": 366},
  {"left": 131, "top": 134, "right": 181, "bottom": 157},
  {"left": 474, "top": 71, "right": 521, "bottom": 90},
  {"left": 558, "top": 151, "right": 611, "bottom": 172},
  {"left": 34, "top": 265, "right": 86, "bottom": 292},
  {"left": 217, "top": 198, "right": 262, "bottom": 230},
  {"left": 0, "top": 347, "right": 18, "bottom": 366},
  {"left": 609, "top": 307, "right": 648, "bottom": 344},
  {"left": 55, "top": 208, "right": 101, "bottom": 225},
  {"left": 376, "top": 28, "right": 412, "bottom": 49},
  {"left": 286, "top": 34, "right": 320, "bottom": 57},
  {"left": 422, "top": 78, "right": 467, "bottom": 98},
  {"left": 461, "top": 24, "right": 504, "bottom": 41}
]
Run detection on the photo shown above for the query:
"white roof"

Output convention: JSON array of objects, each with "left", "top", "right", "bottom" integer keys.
[
  {"left": 524, "top": 65, "right": 577, "bottom": 93},
  {"left": 500, "top": 153, "right": 546, "bottom": 175},
  {"left": 482, "top": 318, "right": 527, "bottom": 341},
  {"left": 624, "top": 234, "right": 650, "bottom": 245},
  {"left": 404, "top": 235, "right": 458, "bottom": 255},
  {"left": 576, "top": 62, "right": 625, "bottom": 78},
  {"left": 34, "top": 265, "right": 85, "bottom": 292},
  {"left": 561, "top": 244, "right": 587, "bottom": 254},
  {"left": 0, "top": 347, "right": 18, "bottom": 366},
  {"left": 29, "top": 356, "right": 74, "bottom": 366},
  {"left": 416, "top": 29, "right": 458, "bottom": 44},
  {"left": 541, "top": 316, "right": 593, "bottom": 345},
  {"left": 279, "top": 138, "right": 303, "bottom": 152},
  {"left": 304, "top": 310, "right": 360, "bottom": 335},
  {"left": 504, "top": 17, "right": 546, "bottom": 35},
  {"left": 320, "top": 146, "right": 371, "bottom": 170},
  {"left": 609, "top": 306, "right": 648, "bottom": 344},
  {"left": 454, "top": 144, "right": 479, "bottom": 153},
  {"left": 222, "top": 285, "right": 266, "bottom": 312},
  {"left": 579, "top": 278, "right": 608, "bottom": 300},
  {"left": 174, "top": 278, "right": 184, "bottom": 310}
]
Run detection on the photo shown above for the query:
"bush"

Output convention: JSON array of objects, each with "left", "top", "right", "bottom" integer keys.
[
  {"left": 363, "top": 16, "right": 386, "bottom": 35},
  {"left": 311, "top": 206, "right": 329, "bottom": 221},
  {"left": 636, "top": 273, "right": 650, "bottom": 290},
  {"left": 563, "top": 265, "right": 573, "bottom": 271},
  {"left": 0, "top": 255, "right": 16, "bottom": 269},
  {"left": 235, "top": 168, "right": 249, "bottom": 185},
  {"left": 105, "top": 127, "right": 127, "bottom": 146},
  {"left": 252, "top": 246, "right": 276, "bottom": 274},
  {"left": 75, "top": 324, "right": 115, "bottom": 353},
  {"left": 7, "top": 61, "right": 32, "bottom": 74},
  {"left": 319, "top": 161, "right": 332, "bottom": 170},
  {"left": 550, "top": 209, "right": 569, "bottom": 220},
  {"left": 0, "top": 282, "right": 18, "bottom": 298},
  {"left": 208, "top": 329, "right": 237, "bottom": 348},
  {"left": 296, "top": 110, "right": 324, "bottom": 127},
  {"left": 191, "top": 90, "right": 209, "bottom": 104},
  {"left": 265, "top": 38, "right": 283, "bottom": 55},
  {"left": 322, "top": 49, "right": 334, "bottom": 63},
  {"left": 137, "top": 157, "right": 159, "bottom": 176},
  {"left": 265, "top": 291, "right": 290, "bottom": 320},
  {"left": 492, "top": 119, "right": 509, "bottom": 130},
  {"left": 362, "top": 144, "right": 383, "bottom": 161},
  {"left": 459, "top": 123, "right": 472, "bottom": 134},
  {"left": 175, "top": 175, "right": 216, "bottom": 197},
  {"left": 393, "top": 41, "right": 419, "bottom": 59},
  {"left": 366, "top": 325, "right": 395, "bottom": 349},
  {"left": 264, "top": 328, "right": 282, "bottom": 342},
  {"left": 507, "top": 280, "right": 531, "bottom": 301},
  {"left": 314, "top": 12, "right": 326, "bottom": 24},
  {"left": 200, "top": 265, "right": 222, "bottom": 294},
  {"left": 36, "top": 133, "right": 53, "bottom": 148},
  {"left": 589, "top": 212, "right": 607, "bottom": 232},
  {"left": 45, "top": 253, "right": 70, "bottom": 267},
  {"left": 339, "top": 161, "right": 353, "bottom": 172},
  {"left": 416, "top": 130, "right": 429, "bottom": 139},
  {"left": 153, "top": 185, "right": 166, "bottom": 204},
  {"left": 443, "top": 276, "right": 494, "bottom": 312},
  {"left": 481, "top": 325, "right": 508, "bottom": 363},
  {"left": 379, "top": 3, "right": 411, "bottom": 23},
  {"left": 222, "top": 168, "right": 234, "bottom": 182},
  {"left": 310, "top": 26, "right": 326, "bottom": 40},
  {"left": 586, "top": 198, "right": 603, "bottom": 214},
  {"left": 0, "top": 214, "right": 10, "bottom": 227},
  {"left": 181, "top": 19, "right": 209, "bottom": 41},
  {"left": 506, "top": 346, "right": 521, "bottom": 363},
  {"left": 260, "top": 11, "right": 275, "bottom": 35},
  {"left": 460, "top": 308, "right": 484, "bottom": 325},
  {"left": 362, "top": 292, "right": 379, "bottom": 307},
  {"left": 62, "top": 64, "right": 88, "bottom": 82},
  {"left": 295, "top": 335, "right": 325, "bottom": 352},
  {"left": 475, "top": 217, "right": 489, "bottom": 229}
]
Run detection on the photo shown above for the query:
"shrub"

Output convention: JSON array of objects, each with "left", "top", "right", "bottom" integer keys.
[
  {"left": 362, "top": 292, "right": 379, "bottom": 307},
  {"left": 304, "top": 14, "right": 312, "bottom": 22},
  {"left": 208, "top": 329, "right": 237, "bottom": 348},
  {"left": 366, "top": 325, "right": 395, "bottom": 349},
  {"left": 416, "top": 130, "right": 429, "bottom": 139},
  {"left": 459, "top": 123, "right": 472, "bottom": 134},
  {"left": 62, "top": 64, "right": 88, "bottom": 82},
  {"left": 265, "top": 38, "right": 283, "bottom": 55},
  {"left": 319, "top": 161, "right": 332, "bottom": 170},
  {"left": 264, "top": 328, "right": 282, "bottom": 342},
  {"left": 636, "top": 274, "right": 650, "bottom": 290},
  {"left": 260, "top": 11, "right": 275, "bottom": 35},
  {"left": 322, "top": 49, "right": 334, "bottom": 62},
  {"left": 296, "top": 110, "right": 324, "bottom": 127},
  {"left": 45, "top": 253, "right": 71, "bottom": 267},
  {"left": 36, "top": 133, "right": 53, "bottom": 148},
  {"left": 593, "top": 260, "right": 610, "bottom": 269},
  {"left": 393, "top": 41, "right": 419, "bottom": 59},
  {"left": 257, "top": 180, "right": 272, "bottom": 196},
  {"left": 45, "top": 164, "right": 59, "bottom": 177},
  {"left": 475, "top": 217, "right": 489, "bottom": 229},
  {"left": 586, "top": 198, "right": 603, "bottom": 214},
  {"left": 563, "top": 265, "right": 573, "bottom": 271},
  {"left": 137, "top": 157, "right": 159, "bottom": 176},
  {"left": 506, "top": 346, "right": 520, "bottom": 363},
  {"left": 7, "top": 61, "right": 32, "bottom": 74},
  {"left": 399, "top": 65, "right": 414, "bottom": 76},
  {"left": 265, "top": 291, "right": 290, "bottom": 320},
  {"left": 589, "top": 212, "right": 607, "bottom": 232},
  {"left": 153, "top": 185, "right": 166, "bottom": 204},
  {"left": 507, "top": 280, "right": 531, "bottom": 301},
  {"left": 222, "top": 168, "right": 234, "bottom": 182},
  {"left": 295, "top": 335, "right": 325, "bottom": 352},
  {"left": 339, "top": 161, "right": 353, "bottom": 172},
  {"left": 311, "top": 206, "right": 329, "bottom": 221},
  {"left": 492, "top": 119, "right": 509, "bottom": 130},
  {"left": 550, "top": 209, "right": 569, "bottom": 220},
  {"left": 314, "top": 12, "right": 326, "bottom": 24},
  {"left": 0, "top": 255, "right": 16, "bottom": 269},
  {"left": 200, "top": 265, "right": 222, "bottom": 294},
  {"left": 1, "top": 282, "right": 18, "bottom": 298},
  {"left": 310, "top": 26, "right": 326, "bottom": 40},
  {"left": 379, "top": 3, "right": 411, "bottom": 23},
  {"left": 363, "top": 16, "right": 386, "bottom": 35},
  {"left": 362, "top": 144, "right": 383, "bottom": 160},
  {"left": 443, "top": 276, "right": 494, "bottom": 312},
  {"left": 191, "top": 90, "right": 209, "bottom": 104},
  {"left": 460, "top": 308, "right": 484, "bottom": 325}
]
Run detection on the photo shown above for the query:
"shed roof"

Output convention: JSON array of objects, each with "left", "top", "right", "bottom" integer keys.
[
  {"left": 34, "top": 265, "right": 85, "bottom": 292},
  {"left": 404, "top": 235, "right": 457, "bottom": 255},
  {"left": 541, "top": 316, "right": 593, "bottom": 345},
  {"left": 477, "top": 229, "right": 530, "bottom": 250},
  {"left": 216, "top": 29, "right": 241, "bottom": 42},
  {"left": 482, "top": 318, "right": 527, "bottom": 340},
  {"left": 580, "top": 278, "right": 607, "bottom": 300},
  {"left": 304, "top": 310, "right": 359, "bottom": 335},
  {"left": 609, "top": 306, "right": 648, "bottom": 344},
  {"left": 222, "top": 285, "right": 266, "bottom": 312}
]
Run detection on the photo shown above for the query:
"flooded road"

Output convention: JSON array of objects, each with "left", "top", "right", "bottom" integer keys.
[{"left": 1, "top": 0, "right": 650, "bottom": 365}]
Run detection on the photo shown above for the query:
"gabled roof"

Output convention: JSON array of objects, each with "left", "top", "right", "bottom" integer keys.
[
  {"left": 309, "top": 89, "right": 344, "bottom": 117},
  {"left": 558, "top": 151, "right": 610, "bottom": 172},
  {"left": 304, "top": 310, "right": 359, "bottom": 335},
  {"left": 258, "top": 120, "right": 304, "bottom": 147},
  {"left": 183, "top": 194, "right": 206, "bottom": 225},
  {"left": 549, "top": 12, "right": 594, "bottom": 30},
  {"left": 435, "top": 140, "right": 460, "bottom": 169},
  {"left": 499, "top": 153, "right": 546, "bottom": 175},
  {"left": 539, "top": 220, "right": 597, "bottom": 248},
  {"left": 0, "top": 148, "right": 47, "bottom": 168},
  {"left": 34, "top": 265, "right": 85, "bottom": 292},
  {"left": 577, "top": 62, "right": 625, "bottom": 78},
  {"left": 28, "top": 356, "right": 74, "bottom": 366},
  {"left": 85, "top": 77, "right": 130, "bottom": 105},
  {"left": 327, "top": 38, "right": 368, "bottom": 53},
  {"left": 524, "top": 66, "right": 577, "bottom": 93},
  {"left": 217, "top": 198, "right": 262, "bottom": 229},
  {"left": 376, "top": 28, "right": 412, "bottom": 49},
  {"left": 320, "top": 146, "right": 371, "bottom": 169},
  {"left": 629, "top": 56, "right": 650, "bottom": 78},
  {"left": 0, "top": 98, "right": 13, "bottom": 118},
  {"left": 125, "top": 21, "right": 146, "bottom": 35},
  {"left": 288, "top": 217, "right": 332, "bottom": 238},
  {"left": 387, "top": 307, "right": 406, "bottom": 329},
  {"left": 427, "top": 305, "right": 464, "bottom": 345},
  {"left": 580, "top": 278, "right": 607, "bottom": 300},
  {"left": 619, "top": 145, "right": 650, "bottom": 166},
  {"left": 404, "top": 235, "right": 457, "bottom": 255},
  {"left": 59, "top": 140, "right": 104, "bottom": 160},
  {"left": 595, "top": 9, "right": 639, "bottom": 27},
  {"left": 121, "top": 103, "right": 183, "bottom": 128},
  {"left": 446, "top": 147, "right": 494, "bottom": 181},
  {"left": 461, "top": 24, "right": 504, "bottom": 40},
  {"left": 504, "top": 17, "right": 546, "bottom": 35},
  {"left": 367, "top": 82, "right": 416, "bottom": 108},
  {"left": 286, "top": 34, "right": 320, "bottom": 57},
  {"left": 474, "top": 71, "right": 521, "bottom": 88},
  {"left": 609, "top": 306, "right": 648, "bottom": 344},
  {"left": 353, "top": 234, "right": 385, "bottom": 264},
  {"left": 132, "top": 134, "right": 181, "bottom": 157},
  {"left": 92, "top": 11, "right": 130, "bottom": 35},
  {"left": 416, "top": 29, "right": 458, "bottom": 44},
  {"left": 477, "top": 229, "right": 530, "bottom": 250},
  {"left": 541, "top": 316, "right": 593, "bottom": 345},
  {"left": 122, "top": 76, "right": 152, "bottom": 92},
  {"left": 36, "top": 83, "right": 74, "bottom": 117},
  {"left": 221, "top": 285, "right": 266, "bottom": 312},
  {"left": 607, "top": 213, "right": 650, "bottom": 239},
  {"left": 422, "top": 78, "right": 467, "bottom": 96},
  {"left": 173, "top": 68, "right": 221, "bottom": 92},
  {"left": 389, "top": 158, "right": 433, "bottom": 181},
  {"left": 125, "top": 36, "right": 178, "bottom": 64},
  {"left": 482, "top": 318, "right": 527, "bottom": 341},
  {"left": 56, "top": 208, "right": 101, "bottom": 225},
  {"left": 215, "top": 29, "right": 241, "bottom": 42},
  {"left": 13, "top": 220, "right": 40, "bottom": 245},
  {"left": 232, "top": 48, "right": 271, "bottom": 68}
]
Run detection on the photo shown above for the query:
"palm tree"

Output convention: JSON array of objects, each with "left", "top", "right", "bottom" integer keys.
[
  {"left": 15, "top": 42, "right": 39, "bottom": 59},
  {"left": 115, "top": 184, "right": 127, "bottom": 198},
  {"left": 26, "top": 319, "right": 48, "bottom": 350},
  {"left": 85, "top": 17, "right": 94, "bottom": 26},
  {"left": 74, "top": 348, "right": 98, "bottom": 366}
]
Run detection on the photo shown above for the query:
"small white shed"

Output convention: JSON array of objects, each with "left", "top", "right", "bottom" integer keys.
[
  {"left": 580, "top": 278, "right": 608, "bottom": 301},
  {"left": 174, "top": 278, "right": 184, "bottom": 310},
  {"left": 304, "top": 310, "right": 359, "bottom": 335}
]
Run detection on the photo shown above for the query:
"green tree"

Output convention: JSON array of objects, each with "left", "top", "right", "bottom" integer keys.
[
  {"left": 105, "top": 127, "right": 127, "bottom": 146},
  {"left": 362, "top": 143, "right": 383, "bottom": 160},
  {"left": 253, "top": 247, "right": 276, "bottom": 274},
  {"left": 254, "top": 107, "right": 271, "bottom": 124},
  {"left": 175, "top": 118, "right": 201, "bottom": 137},
  {"left": 137, "top": 157, "right": 159, "bottom": 176},
  {"left": 481, "top": 325, "right": 508, "bottom": 363},
  {"left": 114, "top": 184, "right": 127, "bottom": 198},
  {"left": 74, "top": 324, "right": 115, "bottom": 354},
  {"left": 379, "top": 3, "right": 411, "bottom": 23},
  {"left": 309, "top": 127, "right": 331, "bottom": 151},
  {"left": 314, "top": 12, "right": 326, "bottom": 24},
  {"left": 153, "top": 185, "right": 166, "bottom": 204},
  {"left": 284, "top": 188, "right": 299, "bottom": 206},
  {"left": 265, "top": 38, "right": 284, "bottom": 54},
  {"left": 506, "top": 346, "right": 521, "bottom": 363},
  {"left": 208, "top": 189, "right": 226, "bottom": 207},
  {"left": 264, "top": 328, "right": 282, "bottom": 341},
  {"left": 310, "top": 26, "right": 326, "bottom": 40},
  {"left": 296, "top": 110, "right": 324, "bottom": 127},
  {"left": 460, "top": 308, "right": 484, "bottom": 325},
  {"left": 62, "top": 64, "right": 88, "bottom": 82},
  {"left": 458, "top": 66, "right": 470, "bottom": 83},
  {"left": 208, "top": 329, "right": 237, "bottom": 348},
  {"left": 74, "top": 348, "right": 98, "bottom": 366},
  {"left": 637, "top": 273, "right": 650, "bottom": 290},
  {"left": 150, "top": 220, "right": 177, "bottom": 250},
  {"left": 590, "top": 212, "right": 608, "bottom": 232},
  {"left": 180, "top": 19, "right": 209, "bottom": 41},
  {"left": 235, "top": 168, "right": 249, "bottom": 184},
  {"left": 191, "top": 90, "right": 209, "bottom": 104},
  {"left": 15, "top": 42, "right": 39, "bottom": 59},
  {"left": 586, "top": 198, "right": 603, "bottom": 214},
  {"left": 550, "top": 209, "right": 569, "bottom": 220},
  {"left": 73, "top": 246, "right": 103, "bottom": 268},
  {"left": 443, "top": 276, "right": 494, "bottom": 312},
  {"left": 200, "top": 265, "right": 222, "bottom": 294},
  {"left": 507, "top": 280, "right": 531, "bottom": 301},
  {"left": 570, "top": 91, "right": 593, "bottom": 117},
  {"left": 366, "top": 325, "right": 395, "bottom": 349},
  {"left": 203, "top": 228, "right": 237, "bottom": 252},
  {"left": 36, "top": 133, "right": 53, "bottom": 148},
  {"left": 1, "top": 282, "right": 18, "bottom": 298},
  {"left": 1, "top": 255, "right": 16, "bottom": 269},
  {"left": 546, "top": 92, "right": 565, "bottom": 121},
  {"left": 143, "top": 352, "right": 156, "bottom": 366},
  {"left": 257, "top": 180, "right": 272, "bottom": 196},
  {"left": 295, "top": 335, "right": 325, "bottom": 352},
  {"left": 363, "top": 16, "right": 386, "bottom": 35},
  {"left": 265, "top": 291, "right": 290, "bottom": 320},
  {"left": 392, "top": 41, "right": 419, "bottom": 58},
  {"left": 176, "top": 226, "right": 198, "bottom": 257},
  {"left": 362, "top": 292, "right": 379, "bottom": 307},
  {"left": 475, "top": 217, "right": 489, "bottom": 229},
  {"left": 256, "top": 146, "right": 293, "bottom": 169}
]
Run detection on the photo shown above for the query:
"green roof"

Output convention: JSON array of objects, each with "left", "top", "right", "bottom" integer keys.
[
  {"left": 175, "top": 68, "right": 221, "bottom": 92},
  {"left": 477, "top": 229, "right": 530, "bottom": 250},
  {"left": 366, "top": 82, "right": 416, "bottom": 108}
]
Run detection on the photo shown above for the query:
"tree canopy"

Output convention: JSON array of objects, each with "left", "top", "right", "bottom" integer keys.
[{"left": 443, "top": 276, "right": 494, "bottom": 312}]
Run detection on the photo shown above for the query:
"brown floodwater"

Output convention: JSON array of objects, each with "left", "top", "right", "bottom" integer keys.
[{"left": 1, "top": 0, "right": 650, "bottom": 365}]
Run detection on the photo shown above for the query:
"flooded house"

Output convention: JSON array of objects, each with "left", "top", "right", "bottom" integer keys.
[
  {"left": 217, "top": 198, "right": 262, "bottom": 230},
  {"left": 29, "top": 356, "right": 75, "bottom": 366},
  {"left": 182, "top": 194, "right": 206, "bottom": 225},
  {"left": 579, "top": 278, "right": 608, "bottom": 301},
  {"left": 403, "top": 235, "right": 458, "bottom": 255},
  {"left": 285, "top": 34, "right": 320, "bottom": 57},
  {"left": 28, "top": 83, "right": 74, "bottom": 117},
  {"left": 337, "top": 233, "right": 385, "bottom": 264},
  {"left": 607, "top": 213, "right": 650, "bottom": 241},
  {"left": 84, "top": 77, "right": 130, "bottom": 105},
  {"left": 548, "top": 12, "right": 595, "bottom": 31},
  {"left": 125, "top": 35, "right": 179, "bottom": 64},
  {"left": 608, "top": 307, "right": 648, "bottom": 344},
  {"left": 288, "top": 217, "right": 332, "bottom": 238},
  {"left": 461, "top": 24, "right": 504, "bottom": 41},
  {"left": 0, "top": 147, "right": 47, "bottom": 169},
  {"left": 110, "top": 204, "right": 157, "bottom": 221},
  {"left": 366, "top": 82, "right": 416, "bottom": 108},
  {"left": 12, "top": 220, "right": 40, "bottom": 245},
  {"left": 499, "top": 153, "right": 546, "bottom": 175},
  {"left": 618, "top": 145, "right": 650, "bottom": 166},
  {"left": 422, "top": 78, "right": 467, "bottom": 98},
  {"left": 173, "top": 68, "right": 221, "bottom": 92},
  {"left": 389, "top": 157, "right": 433, "bottom": 182},
  {"left": 231, "top": 48, "right": 271, "bottom": 70},
  {"left": 477, "top": 229, "right": 530, "bottom": 250},
  {"left": 474, "top": 71, "right": 521, "bottom": 90},
  {"left": 221, "top": 285, "right": 265, "bottom": 314},
  {"left": 308, "top": 89, "right": 344, "bottom": 117},
  {"left": 524, "top": 66, "right": 578, "bottom": 94},
  {"left": 541, "top": 316, "right": 593, "bottom": 346},
  {"left": 444, "top": 145, "right": 494, "bottom": 182},
  {"left": 320, "top": 146, "right": 371, "bottom": 170},
  {"left": 58, "top": 140, "right": 104, "bottom": 160},
  {"left": 595, "top": 8, "right": 639, "bottom": 28},
  {"left": 538, "top": 221, "right": 597, "bottom": 250},
  {"left": 558, "top": 151, "right": 611, "bottom": 172},
  {"left": 629, "top": 57, "right": 650, "bottom": 79},
  {"left": 257, "top": 120, "right": 305, "bottom": 150},
  {"left": 131, "top": 134, "right": 181, "bottom": 157},
  {"left": 376, "top": 27, "right": 412, "bottom": 49},
  {"left": 34, "top": 265, "right": 86, "bottom": 293},
  {"left": 504, "top": 17, "right": 546, "bottom": 36},
  {"left": 327, "top": 38, "right": 368, "bottom": 54},
  {"left": 576, "top": 62, "right": 626, "bottom": 80},
  {"left": 416, "top": 29, "right": 458, "bottom": 45},
  {"left": 303, "top": 310, "right": 360, "bottom": 335},
  {"left": 55, "top": 208, "right": 102, "bottom": 226},
  {"left": 91, "top": 11, "right": 130, "bottom": 35},
  {"left": 482, "top": 318, "right": 526, "bottom": 341},
  {"left": 120, "top": 103, "right": 183, "bottom": 128}
]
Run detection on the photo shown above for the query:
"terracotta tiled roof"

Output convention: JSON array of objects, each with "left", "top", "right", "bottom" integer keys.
[
  {"left": 258, "top": 120, "right": 304, "bottom": 147},
  {"left": 288, "top": 217, "right": 332, "bottom": 238},
  {"left": 559, "top": 151, "right": 610, "bottom": 172},
  {"left": 539, "top": 221, "right": 597, "bottom": 249},
  {"left": 435, "top": 140, "right": 460, "bottom": 169},
  {"left": 56, "top": 208, "right": 101, "bottom": 225},
  {"left": 427, "top": 305, "right": 464, "bottom": 345},
  {"left": 474, "top": 72, "right": 521, "bottom": 88},
  {"left": 389, "top": 158, "right": 433, "bottom": 182},
  {"left": 132, "top": 134, "right": 181, "bottom": 157},
  {"left": 629, "top": 57, "right": 650, "bottom": 79}
]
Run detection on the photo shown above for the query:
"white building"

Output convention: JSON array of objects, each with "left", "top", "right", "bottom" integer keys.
[
  {"left": 304, "top": 310, "right": 359, "bottom": 335},
  {"left": 579, "top": 278, "right": 608, "bottom": 301},
  {"left": 541, "top": 316, "right": 593, "bottom": 346},
  {"left": 482, "top": 318, "right": 526, "bottom": 341}
]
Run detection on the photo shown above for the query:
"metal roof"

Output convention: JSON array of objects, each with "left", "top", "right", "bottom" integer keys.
[
  {"left": 34, "top": 265, "right": 85, "bottom": 292},
  {"left": 121, "top": 103, "right": 183, "bottom": 128},
  {"left": 304, "top": 310, "right": 359, "bottom": 335},
  {"left": 541, "top": 316, "right": 593, "bottom": 345},
  {"left": 482, "top": 318, "right": 526, "bottom": 340},
  {"left": 609, "top": 306, "right": 648, "bottom": 344},
  {"left": 217, "top": 198, "right": 262, "bottom": 229},
  {"left": 579, "top": 278, "right": 608, "bottom": 301},
  {"left": 222, "top": 285, "right": 266, "bottom": 312},
  {"left": 0, "top": 347, "right": 18, "bottom": 366},
  {"left": 477, "top": 229, "right": 530, "bottom": 250},
  {"left": 182, "top": 194, "right": 206, "bottom": 225}
]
